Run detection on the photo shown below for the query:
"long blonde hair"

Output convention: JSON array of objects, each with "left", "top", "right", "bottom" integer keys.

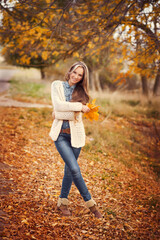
[{"left": 65, "top": 61, "right": 89, "bottom": 104}]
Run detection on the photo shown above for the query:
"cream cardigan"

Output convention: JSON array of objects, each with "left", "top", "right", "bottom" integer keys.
[{"left": 49, "top": 80, "right": 86, "bottom": 148}]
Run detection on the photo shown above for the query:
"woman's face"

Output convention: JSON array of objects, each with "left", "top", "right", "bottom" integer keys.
[{"left": 68, "top": 66, "right": 84, "bottom": 86}]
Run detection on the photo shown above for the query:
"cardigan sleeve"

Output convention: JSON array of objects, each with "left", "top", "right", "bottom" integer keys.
[
  {"left": 51, "top": 81, "right": 83, "bottom": 112},
  {"left": 55, "top": 111, "right": 75, "bottom": 120}
]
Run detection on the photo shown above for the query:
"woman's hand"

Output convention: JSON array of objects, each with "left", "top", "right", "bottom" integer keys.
[
  {"left": 52, "top": 111, "right": 55, "bottom": 120},
  {"left": 82, "top": 104, "right": 90, "bottom": 113}
]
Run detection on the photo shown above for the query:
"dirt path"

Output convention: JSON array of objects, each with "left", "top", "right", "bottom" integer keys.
[{"left": 0, "top": 94, "right": 52, "bottom": 108}]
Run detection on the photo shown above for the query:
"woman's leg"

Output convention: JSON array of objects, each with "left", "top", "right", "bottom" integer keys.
[
  {"left": 54, "top": 134, "right": 91, "bottom": 202},
  {"left": 60, "top": 146, "right": 81, "bottom": 199}
]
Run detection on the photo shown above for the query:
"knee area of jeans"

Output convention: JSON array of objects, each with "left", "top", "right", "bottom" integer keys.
[{"left": 71, "top": 167, "right": 81, "bottom": 176}]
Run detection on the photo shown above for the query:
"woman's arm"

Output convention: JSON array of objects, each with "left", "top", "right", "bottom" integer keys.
[
  {"left": 51, "top": 81, "right": 83, "bottom": 112},
  {"left": 54, "top": 111, "right": 75, "bottom": 120},
  {"left": 52, "top": 105, "right": 89, "bottom": 120}
]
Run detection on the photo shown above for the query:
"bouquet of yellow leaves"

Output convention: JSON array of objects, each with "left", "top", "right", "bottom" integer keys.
[{"left": 84, "top": 99, "right": 100, "bottom": 121}]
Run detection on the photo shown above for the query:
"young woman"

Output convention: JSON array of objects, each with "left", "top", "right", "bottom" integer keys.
[{"left": 49, "top": 61, "right": 102, "bottom": 218}]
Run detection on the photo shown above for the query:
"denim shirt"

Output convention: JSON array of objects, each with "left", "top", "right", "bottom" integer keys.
[{"left": 61, "top": 81, "right": 76, "bottom": 129}]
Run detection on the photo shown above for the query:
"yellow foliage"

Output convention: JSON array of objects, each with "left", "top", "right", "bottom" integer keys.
[
  {"left": 83, "top": 10, "right": 89, "bottom": 15},
  {"left": 53, "top": 51, "right": 59, "bottom": 57},
  {"left": 42, "top": 51, "right": 48, "bottom": 61},
  {"left": 88, "top": 42, "right": 95, "bottom": 49},
  {"left": 93, "top": 37, "right": 99, "bottom": 43},
  {"left": 31, "top": 52, "right": 38, "bottom": 58},
  {"left": 20, "top": 55, "right": 31, "bottom": 65},
  {"left": 84, "top": 99, "right": 99, "bottom": 121},
  {"left": 63, "top": 13, "right": 68, "bottom": 19},
  {"left": 0, "top": 0, "right": 159, "bottom": 76},
  {"left": 73, "top": 52, "right": 79, "bottom": 58}
]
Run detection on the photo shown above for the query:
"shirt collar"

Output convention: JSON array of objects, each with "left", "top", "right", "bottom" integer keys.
[{"left": 65, "top": 81, "right": 76, "bottom": 90}]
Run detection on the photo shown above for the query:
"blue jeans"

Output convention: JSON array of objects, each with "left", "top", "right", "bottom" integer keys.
[{"left": 54, "top": 133, "right": 91, "bottom": 202}]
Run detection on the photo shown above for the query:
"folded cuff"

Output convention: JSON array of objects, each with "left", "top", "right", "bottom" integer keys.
[
  {"left": 57, "top": 198, "right": 69, "bottom": 207},
  {"left": 85, "top": 198, "right": 96, "bottom": 208}
]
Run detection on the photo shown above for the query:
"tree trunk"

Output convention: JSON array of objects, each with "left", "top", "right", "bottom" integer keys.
[
  {"left": 141, "top": 74, "right": 149, "bottom": 96},
  {"left": 89, "top": 71, "right": 96, "bottom": 91},
  {"left": 153, "top": 66, "right": 160, "bottom": 96},
  {"left": 94, "top": 71, "right": 102, "bottom": 92},
  {"left": 90, "top": 70, "right": 102, "bottom": 92},
  {"left": 40, "top": 67, "right": 45, "bottom": 79}
]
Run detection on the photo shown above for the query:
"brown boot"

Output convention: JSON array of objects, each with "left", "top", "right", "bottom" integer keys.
[
  {"left": 86, "top": 198, "right": 103, "bottom": 219},
  {"left": 57, "top": 198, "right": 71, "bottom": 216},
  {"left": 89, "top": 205, "right": 103, "bottom": 219}
]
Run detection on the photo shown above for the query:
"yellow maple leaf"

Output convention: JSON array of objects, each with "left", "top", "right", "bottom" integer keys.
[{"left": 84, "top": 99, "right": 100, "bottom": 121}]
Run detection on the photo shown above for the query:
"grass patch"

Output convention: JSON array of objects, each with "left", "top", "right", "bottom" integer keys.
[
  {"left": 83, "top": 143, "right": 93, "bottom": 152},
  {"left": 91, "top": 91, "right": 160, "bottom": 120},
  {"left": 121, "top": 99, "right": 140, "bottom": 106},
  {"left": 149, "top": 161, "right": 160, "bottom": 178},
  {"left": 101, "top": 172, "right": 109, "bottom": 180},
  {"left": 106, "top": 208, "right": 117, "bottom": 217},
  {"left": 142, "top": 195, "right": 160, "bottom": 210},
  {"left": 27, "top": 108, "right": 52, "bottom": 120},
  {"left": 84, "top": 98, "right": 160, "bottom": 178},
  {"left": 146, "top": 109, "right": 160, "bottom": 119},
  {"left": 19, "top": 114, "right": 24, "bottom": 119},
  {"left": 10, "top": 79, "right": 43, "bottom": 97},
  {"left": 147, "top": 195, "right": 160, "bottom": 210},
  {"left": 27, "top": 108, "right": 39, "bottom": 113},
  {"left": 96, "top": 98, "right": 111, "bottom": 107},
  {"left": 9, "top": 79, "right": 51, "bottom": 103}
]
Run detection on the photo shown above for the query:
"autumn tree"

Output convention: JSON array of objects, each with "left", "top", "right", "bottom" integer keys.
[
  {"left": 0, "top": 0, "right": 159, "bottom": 93},
  {"left": 82, "top": 36, "right": 126, "bottom": 92},
  {"left": 0, "top": 0, "right": 75, "bottom": 78},
  {"left": 113, "top": 1, "right": 160, "bottom": 96},
  {"left": 0, "top": 1, "right": 139, "bottom": 63}
]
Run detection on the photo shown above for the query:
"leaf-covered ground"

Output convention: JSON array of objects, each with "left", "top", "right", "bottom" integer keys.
[{"left": 0, "top": 106, "right": 159, "bottom": 240}]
